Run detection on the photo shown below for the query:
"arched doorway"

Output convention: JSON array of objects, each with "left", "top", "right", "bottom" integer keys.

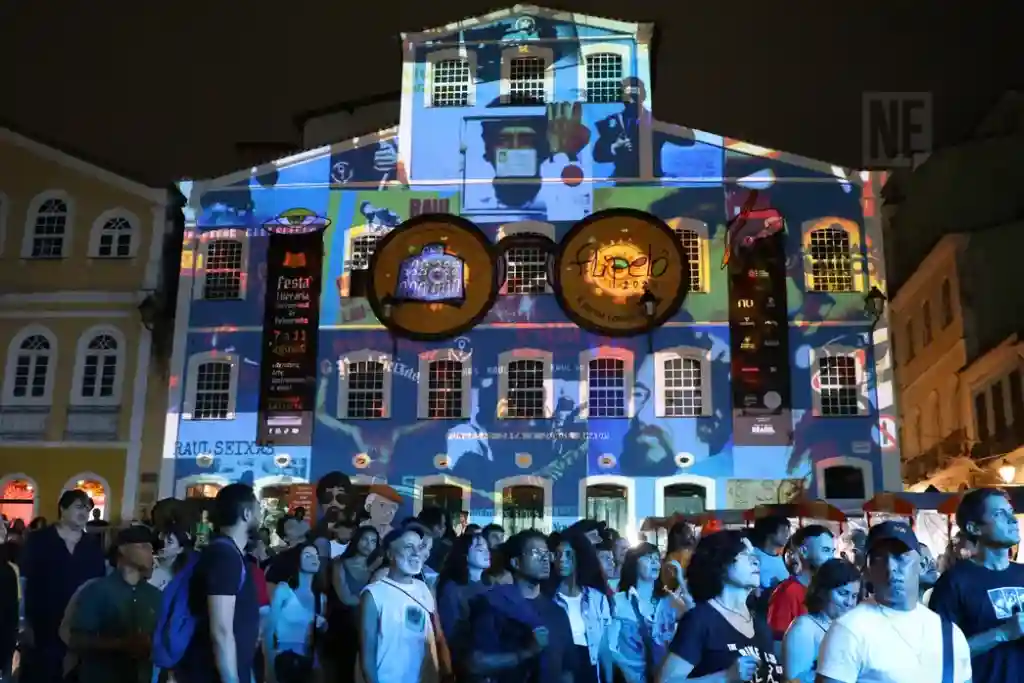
[
  {"left": 500, "top": 485, "right": 544, "bottom": 534},
  {"left": 0, "top": 476, "right": 37, "bottom": 526},
  {"left": 422, "top": 484, "right": 465, "bottom": 530},
  {"left": 68, "top": 476, "right": 108, "bottom": 520},
  {"left": 663, "top": 484, "right": 706, "bottom": 516},
  {"left": 584, "top": 484, "right": 628, "bottom": 535},
  {"left": 185, "top": 483, "right": 222, "bottom": 499}
]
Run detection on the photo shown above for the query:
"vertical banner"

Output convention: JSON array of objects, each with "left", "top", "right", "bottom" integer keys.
[
  {"left": 727, "top": 205, "right": 793, "bottom": 446},
  {"left": 258, "top": 209, "right": 329, "bottom": 446}
]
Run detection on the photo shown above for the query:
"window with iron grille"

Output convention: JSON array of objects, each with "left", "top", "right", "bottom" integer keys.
[
  {"left": 80, "top": 334, "right": 119, "bottom": 400},
  {"left": 194, "top": 361, "right": 233, "bottom": 419},
  {"left": 428, "top": 360, "right": 464, "bottom": 418},
  {"left": 11, "top": 335, "right": 51, "bottom": 400},
  {"left": 501, "top": 485, "right": 545, "bottom": 534},
  {"left": 807, "top": 226, "right": 855, "bottom": 292},
  {"left": 663, "top": 356, "right": 703, "bottom": 416},
  {"left": 505, "top": 359, "right": 546, "bottom": 418},
  {"left": 30, "top": 198, "right": 68, "bottom": 259},
  {"left": 818, "top": 356, "right": 859, "bottom": 416},
  {"left": 585, "top": 53, "right": 623, "bottom": 103},
  {"left": 97, "top": 217, "right": 133, "bottom": 258},
  {"left": 588, "top": 357, "right": 627, "bottom": 417},
  {"left": 431, "top": 58, "right": 471, "bottom": 107},
  {"left": 203, "top": 239, "right": 244, "bottom": 300},
  {"left": 673, "top": 228, "right": 704, "bottom": 292},
  {"left": 508, "top": 57, "right": 546, "bottom": 104},
  {"left": 346, "top": 360, "right": 386, "bottom": 418},
  {"left": 504, "top": 245, "right": 549, "bottom": 294},
  {"left": 348, "top": 234, "right": 385, "bottom": 272}
]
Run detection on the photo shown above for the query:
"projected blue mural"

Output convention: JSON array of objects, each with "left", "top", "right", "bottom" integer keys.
[{"left": 165, "top": 6, "right": 899, "bottom": 535}]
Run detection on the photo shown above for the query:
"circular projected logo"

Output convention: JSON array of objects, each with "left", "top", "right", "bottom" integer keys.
[
  {"left": 367, "top": 214, "right": 498, "bottom": 341},
  {"left": 554, "top": 209, "right": 689, "bottom": 337}
]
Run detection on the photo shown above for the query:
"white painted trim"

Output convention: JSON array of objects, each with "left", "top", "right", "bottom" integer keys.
[
  {"left": 801, "top": 218, "right": 865, "bottom": 293},
  {"left": 497, "top": 349, "right": 554, "bottom": 419},
  {"left": 158, "top": 232, "right": 196, "bottom": 499},
  {"left": 401, "top": 4, "right": 641, "bottom": 43},
  {"left": 254, "top": 475, "right": 308, "bottom": 499},
  {"left": 424, "top": 47, "right": 477, "bottom": 107},
  {"left": 21, "top": 190, "right": 75, "bottom": 259},
  {"left": 578, "top": 474, "right": 636, "bottom": 536},
  {"left": 399, "top": 47, "right": 416, "bottom": 183},
  {"left": 0, "top": 190, "right": 8, "bottom": 256},
  {"left": 70, "top": 324, "right": 128, "bottom": 407},
  {"left": 2, "top": 324, "right": 58, "bottom": 406},
  {"left": 654, "top": 346, "right": 713, "bottom": 417},
  {"left": 0, "top": 441, "right": 129, "bottom": 449},
  {"left": 143, "top": 205, "right": 168, "bottom": 292},
  {"left": 493, "top": 474, "right": 553, "bottom": 533},
  {"left": 667, "top": 218, "right": 710, "bottom": 293},
  {"left": 195, "top": 233, "right": 249, "bottom": 301},
  {"left": 578, "top": 42, "right": 632, "bottom": 102},
  {"left": 62, "top": 472, "right": 113, "bottom": 520},
  {"left": 337, "top": 349, "right": 393, "bottom": 419},
  {"left": 815, "top": 456, "right": 873, "bottom": 503},
  {"left": 416, "top": 349, "right": 473, "bottom": 419},
  {"left": 496, "top": 220, "right": 556, "bottom": 242},
  {"left": 654, "top": 474, "right": 719, "bottom": 514},
  {"left": 0, "top": 472, "right": 39, "bottom": 518},
  {"left": 810, "top": 344, "right": 870, "bottom": 417},
  {"left": 500, "top": 45, "right": 554, "bottom": 104},
  {"left": 412, "top": 474, "right": 472, "bottom": 519},
  {"left": 578, "top": 347, "right": 635, "bottom": 418},
  {"left": 0, "top": 291, "right": 145, "bottom": 304},
  {"left": 182, "top": 351, "right": 239, "bottom": 420},
  {"left": 120, "top": 326, "right": 151, "bottom": 521},
  {"left": 0, "top": 310, "right": 133, "bottom": 319},
  {"left": 0, "top": 128, "right": 165, "bottom": 203},
  {"left": 174, "top": 474, "right": 232, "bottom": 499},
  {"left": 87, "top": 208, "right": 142, "bottom": 259}
]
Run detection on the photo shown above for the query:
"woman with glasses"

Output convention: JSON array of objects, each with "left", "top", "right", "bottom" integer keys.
[{"left": 659, "top": 531, "right": 783, "bottom": 683}]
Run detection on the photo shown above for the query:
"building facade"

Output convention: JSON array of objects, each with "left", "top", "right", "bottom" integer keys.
[
  {"left": 162, "top": 6, "right": 897, "bottom": 535},
  {"left": 0, "top": 127, "right": 171, "bottom": 524}
]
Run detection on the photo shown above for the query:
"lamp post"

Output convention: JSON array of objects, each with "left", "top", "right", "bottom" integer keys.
[
  {"left": 638, "top": 286, "right": 659, "bottom": 353},
  {"left": 379, "top": 294, "right": 399, "bottom": 358},
  {"left": 864, "top": 286, "right": 887, "bottom": 330},
  {"left": 137, "top": 292, "right": 161, "bottom": 331}
]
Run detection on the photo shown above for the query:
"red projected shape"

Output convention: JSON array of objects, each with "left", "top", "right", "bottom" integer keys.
[{"left": 562, "top": 164, "right": 584, "bottom": 186}]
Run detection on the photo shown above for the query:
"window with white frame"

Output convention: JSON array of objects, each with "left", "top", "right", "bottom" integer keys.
[
  {"left": 338, "top": 350, "right": 392, "bottom": 419},
  {"left": 671, "top": 219, "right": 708, "bottom": 293},
  {"left": 94, "top": 216, "right": 134, "bottom": 258},
  {"left": 28, "top": 197, "right": 69, "bottom": 259},
  {"left": 580, "top": 349, "right": 634, "bottom": 418},
  {"left": 201, "top": 237, "right": 245, "bottom": 300},
  {"left": 807, "top": 224, "right": 855, "bottom": 292},
  {"left": 74, "top": 331, "right": 122, "bottom": 404},
  {"left": 655, "top": 347, "right": 712, "bottom": 417},
  {"left": 426, "top": 49, "right": 475, "bottom": 107},
  {"left": 501, "top": 46, "right": 553, "bottom": 106},
  {"left": 418, "top": 351, "right": 472, "bottom": 419},
  {"left": 184, "top": 353, "right": 238, "bottom": 420},
  {"left": 3, "top": 330, "right": 56, "bottom": 405},
  {"left": 812, "top": 347, "right": 865, "bottom": 417},
  {"left": 498, "top": 350, "right": 553, "bottom": 419},
  {"left": 503, "top": 240, "right": 551, "bottom": 294},
  {"left": 585, "top": 53, "right": 624, "bottom": 103}
]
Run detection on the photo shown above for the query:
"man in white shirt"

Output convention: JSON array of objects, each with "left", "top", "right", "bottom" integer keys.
[{"left": 816, "top": 521, "right": 972, "bottom": 683}]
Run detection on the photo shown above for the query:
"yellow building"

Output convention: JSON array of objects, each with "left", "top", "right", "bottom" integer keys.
[{"left": 0, "top": 127, "right": 170, "bottom": 524}]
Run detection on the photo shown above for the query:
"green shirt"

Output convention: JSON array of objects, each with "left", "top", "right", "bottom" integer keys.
[{"left": 71, "top": 571, "right": 163, "bottom": 683}]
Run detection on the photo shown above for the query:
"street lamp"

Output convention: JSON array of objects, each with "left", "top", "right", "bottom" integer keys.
[
  {"left": 998, "top": 461, "right": 1017, "bottom": 485},
  {"left": 638, "top": 286, "right": 659, "bottom": 353},
  {"left": 864, "top": 286, "right": 887, "bottom": 327}
]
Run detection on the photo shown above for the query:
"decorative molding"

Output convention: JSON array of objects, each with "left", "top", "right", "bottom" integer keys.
[
  {"left": 2, "top": 324, "right": 58, "bottom": 406},
  {"left": 654, "top": 474, "right": 718, "bottom": 514},
  {"left": 70, "top": 324, "right": 128, "bottom": 407},
  {"left": 412, "top": 474, "right": 472, "bottom": 519},
  {"left": 87, "top": 208, "right": 142, "bottom": 259},
  {"left": 21, "top": 190, "right": 75, "bottom": 259},
  {"left": 815, "top": 456, "right": 873, "bottom": 503}
]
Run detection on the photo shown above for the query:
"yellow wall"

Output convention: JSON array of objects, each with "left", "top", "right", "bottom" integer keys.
[{"left": 0, "top": 447, "right": 125, "bottom": 520}]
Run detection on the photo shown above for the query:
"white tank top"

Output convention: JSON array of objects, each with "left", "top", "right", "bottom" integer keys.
[{"left": 359, "top": 577, "right": 439, "bottom": 683}]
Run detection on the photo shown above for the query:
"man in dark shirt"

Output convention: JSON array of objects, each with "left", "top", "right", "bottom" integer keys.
[
  {"left": 21, "top": 489, "right": 106, "bottom": 683},
  {"left": 468, "top": 529, "right": 572, "bottom": 683},
  {"left": 176, "top": 484, "right": 261, "bottom": 683},
  {"left": 930, "top": 488, "right": 1024, "bottom": 683}
]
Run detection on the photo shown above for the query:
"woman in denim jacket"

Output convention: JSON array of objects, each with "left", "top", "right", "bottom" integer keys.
[{"left": 545, "top": 531, "right": 613, "bottom": 682}]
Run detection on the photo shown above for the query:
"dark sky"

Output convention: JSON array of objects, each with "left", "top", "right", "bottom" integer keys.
[{"left": 2, "top": 1, "right": 1018, "bottom": 185}]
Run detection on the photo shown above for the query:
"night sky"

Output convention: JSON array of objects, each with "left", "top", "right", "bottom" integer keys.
[{"left": 1, "top": 1, "right": 1019, "bottom": 185}]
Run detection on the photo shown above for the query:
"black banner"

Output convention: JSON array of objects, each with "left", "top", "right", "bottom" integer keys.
[
  {"left": 258, "top": 229, "right": 325, "bottom": 446},
  {"left": 728, "top": 211, "right": 792, "bottom": 446}
]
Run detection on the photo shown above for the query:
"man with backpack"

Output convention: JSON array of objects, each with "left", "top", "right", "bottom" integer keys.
[{"left": 153, "top": 484, "right": 261, "bottom": 683}]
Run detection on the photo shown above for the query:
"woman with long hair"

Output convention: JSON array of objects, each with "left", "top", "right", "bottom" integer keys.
[
  {"left": 436, "top": 531, "right": 491, "bottom": 675},
  {"left": 660, "top": 530, "right": 782, "bottom": 683},
  {"left": 149, "top": 524, "right": 193, "bottom": 590},
  {"left": 660, "top": 521, "right": 696, "bottom": 596},
  {"left": 781, "top": 558, "right": 860, "bottom": 683},
  {"left": 326, "top": 525, "right": 378, "bottom": 682},
  {"left": 546, "top": 531, "right": 612, "bottom": 682},
  {"left": 264, "top": 542, "right": 326, "bottom": 683},
  {"left": 606, "top": 542, "right": 682, "bottom": 683}
]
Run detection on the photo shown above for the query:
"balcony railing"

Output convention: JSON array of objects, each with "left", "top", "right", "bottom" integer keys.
[
  {"left": 902, "top": 428, "right": 968, "bottom": 485},
  {"left": 971, "top": 421, "right": 1024, "bottom": 460},
  {"left": 0, "top": 407, "right": 50, "bottom": 440},
  {"left": 65, "top": 405, "right": 121, "bottom": 441}
]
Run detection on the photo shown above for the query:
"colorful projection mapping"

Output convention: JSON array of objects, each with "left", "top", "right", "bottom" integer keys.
[{"left": 165, "top": 6, "right": 899, "bottom": 534}]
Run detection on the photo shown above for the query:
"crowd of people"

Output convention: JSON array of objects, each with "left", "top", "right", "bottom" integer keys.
[{"left": 0, "top": 485, "right": 1023, "bottom": 683}]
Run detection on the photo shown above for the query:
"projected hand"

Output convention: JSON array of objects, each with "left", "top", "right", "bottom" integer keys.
[{"left": 546, "top": 101, "right": 590, "bottom": 159}]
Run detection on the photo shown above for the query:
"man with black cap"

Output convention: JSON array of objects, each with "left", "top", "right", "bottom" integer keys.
[
  {"left": 67, "top": 525, "right": 162, "bottom": 683},
  {"left": 816, "top": 521, "right": 972, "bottom": 683}
]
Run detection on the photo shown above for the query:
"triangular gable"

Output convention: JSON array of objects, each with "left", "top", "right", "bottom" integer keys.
[
  {"left": 652, "top": 120, "right": 863, "bottom": 187},
  {"left": 401, "top": 3, "right": 648, "bottom": 43},
  {"left": 0, "top": 126, "right": 166, "bottom": 203}
]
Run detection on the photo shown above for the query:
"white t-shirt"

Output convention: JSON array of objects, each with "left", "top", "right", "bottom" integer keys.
[
  {"left": 559, "top": 592, "right": 588, "bottom": 646},
  {"left": 817, "top": 602, "right": 971, "bottom": 683},
  {"left": 359, "top": 577, "right": 439, "bottom": 683}
]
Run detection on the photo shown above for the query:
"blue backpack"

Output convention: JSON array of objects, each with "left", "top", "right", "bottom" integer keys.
[{"left": 152, "top": 537, "right": 247, "bottom": 670}]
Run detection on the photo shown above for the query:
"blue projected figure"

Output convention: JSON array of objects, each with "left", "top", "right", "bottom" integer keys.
[{"left": 394, "top": 244, "right": 466, "bottom": 305}]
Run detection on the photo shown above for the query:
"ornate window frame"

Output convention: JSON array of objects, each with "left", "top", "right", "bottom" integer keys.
[
  {"left": 497, "top": 349, "right": 554, "bottom": 419},
  {"left": 654, "top": 346, "right": 713, "bottom": 417},
  {"left": 416, "top": 349, "right": 473, "bottom": 419},
  {"left": 337, "top": 349, "right": 393, "bottom": 419}
]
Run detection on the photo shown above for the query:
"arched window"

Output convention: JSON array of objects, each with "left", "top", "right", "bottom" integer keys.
[
  {"left": 3, "top": 329, "right": 56, "bottom": 405},
  {"left": 822, "top": 465, "right": 866, "bottom": 500},
  {"left": 501, "top": 484, "right": 544, "bottom": 534},
  {"left": 183, "top": 352, "right": 239, "bottom": 421},
  {"left": 91, "top": 213, "right": 137, "bottom": 258},
  {"left": 25, "top": 196, "right": 70, "bottom": 259},
  {"left": 416, "top": 350, "right": 472, "bottom": 419},
  {"left": 663, "top": 483, "right": 706, "bottom": 515},
  {"left": 584, "top": 482, "right": 629, "bottom": 534},
  {"left": 425, "top": 48, "right": 477, "bottom": 107},
  {"left": 579, "top": 348, "right": 634, "bottom": 418},
  {"left": 578, "top": 43, "right": 632, "bottom": 104},
  {"left": 73, "top": 330, "right": 124, "bottom": 404},
  {"left": 198, "top": 234, "right": 247, "bottom": 300}
]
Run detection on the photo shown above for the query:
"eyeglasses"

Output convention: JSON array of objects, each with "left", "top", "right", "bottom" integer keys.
[{"left": 526, "top": 548, "right": 553, "bottom": 561}]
